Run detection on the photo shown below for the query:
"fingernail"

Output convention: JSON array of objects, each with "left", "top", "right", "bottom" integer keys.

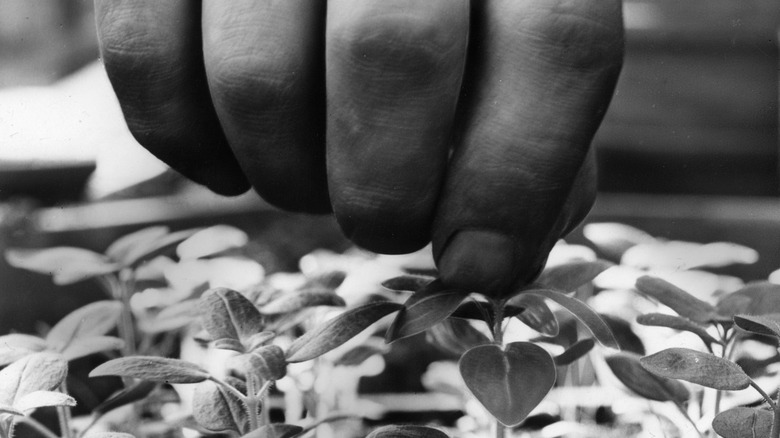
[{"left": 438, "top": 230, "right": 516, "bottom": 296}]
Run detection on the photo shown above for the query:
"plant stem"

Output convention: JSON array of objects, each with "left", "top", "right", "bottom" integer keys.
[
  {"left": 750, "top": 380, "right": 777, "bottom": 410},
  {"left": 209, "top": 376, "right": 248, "bottom": 403},
  {"left": 492, "top": 300, "right": 505, "bottom": 345},
  {"left": 57, "top": 382, "right": 73, "bottom": 438},
  {"left": 675, "top": 402, "right": 704, "bottom": 438},
  {"left": 493, "top": 421, "right": 505, "bottom": 438},
  {"left": 771, "top": 388, "right": 780, "bottom": 438},
  {"left": 117, "top": 270, "right": 137, "bottom": 356},
  {"left": 19, "top": 417, "right": 60, "bottom": 438},
  {"left": 245, "top": 375, "right": 261, "bottom": 431}
]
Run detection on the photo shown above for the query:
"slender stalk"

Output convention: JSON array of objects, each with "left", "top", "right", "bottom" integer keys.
[
  {"left": 751, "top": 380, "right": 778, "bottom": 411},
  {"left": 209, "top": 376, "right": 248, "bottom": 402},
  {"left": 771, "top": 388, "right": 780, "bottom": 438},
  {"left": 491, "top": 299, "right": 506, "bottom": 438},
  {"left": 493, "top": 422, "right": 505, "bottom": 438},
  {"left": 245, "top": 375, "right": 261, "bottom": 431},
  {"left": 117, "top": 270, "right": 137, "bottom": 356},
  {"left": 18, "top": 417, "right": 60, "bottom": 438},
  {"left": 57, "top": 382, "right": 73, "bottom": 438},
  {"left": 674, "top": 402, "right": 704, "bottom": 438}
]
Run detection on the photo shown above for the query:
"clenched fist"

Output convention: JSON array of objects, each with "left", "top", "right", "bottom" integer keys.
[{"left": 94, "top": 0, "right": 623, "bottom": 296}]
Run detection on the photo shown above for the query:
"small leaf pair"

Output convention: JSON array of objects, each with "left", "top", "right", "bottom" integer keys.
[
  {"left": 0, "top": 353, "right": 75, "bottom": 419},
  {"left": 0, "top": 300, "right": 124, "bottom": 365}
]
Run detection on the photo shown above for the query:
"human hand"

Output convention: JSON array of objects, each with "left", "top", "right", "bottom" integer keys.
[{"left": 94, "top": 0, "right": 623, "bottom": 296}]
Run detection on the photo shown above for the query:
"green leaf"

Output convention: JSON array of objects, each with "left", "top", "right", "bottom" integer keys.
[
  {"left": 92, "top": 380, "right": 157, "bottom": 415},
  {"left": 192, "top": 380, "right": 246, "bottom": 434},
  {"left": 0, "top": 405, "right": 24, "bottom": 417},
  {"left": 234, "top": 345, "right": 287, "bottom": 382},
  {"left": 582, "top": 223, "right": 655, "bottom": 259},
  {"left": 301, "top": 271, "right": 347, "bottom": 291},
  {"left": 241, "top": 424, "right": 304, "bottom": 438},
  {"left": 0, "top": 334, "right": 47, "bottom": 366},
  {"left": 123, "top": 227, "right": 204, "bottom": 268},
  {"left": 176, "top": 225, "right": 248, "bottom": 260},
  {"left": 89, "top": 356, "right": 210, "bottom": 384},
  {"left": 260, "top": 290, "right": 346, "bottom": 315},
  {"left": 365, "top": 425, "right": 449, "bottom": 438},
  {"left": 712, "top": 407, "right": 774, "bottom": 438},
  {"left": 286, "top": 302, "right": 403, "bottom": 363},
  {"left": 199, "top": 288, "right": 265, "bottom": 352},
  {"left": 333, "top": 338, "right": 390, "bottom": 367},
  {"left": 14, "top": 390, "right": 76, "bottom": 412},
  {"left": 715, "top": 294, "right": 753, "bottom": 321},
  {"left": 138, "top": 299, "right": 200, "bottom": 334},
  {"left": 84, "top": 433, "right": 136, "bottom": 438},
  {"left": 386, "top": 281, "right": 469, "bottom": 342},
  {"left": 636, "top": 313, "right": 721, "bottom": 347},
  {"left": 535, "top": 260, "right": 613, "bottom": 292},
  {"left": 5, "top": 247, "right": 118, "bottom": 285},
  {"left": 734, "top": 314, "right": 780, "bottom": 338},
  {"left": 0, "top": 352, "right": 68, "bottom": 407},
  {"left": 721, "top": 282, "right": 780, "bottom": 316},
  {"left": 512, "top": 294, "right": 559, "bottom": 337},
  {"left": 459, "top": 342, "right": 556, "bottom": 426},
  {"left": 381, "top": 275, "right": 435, "bottom": 292},
  {"left": 634, "top": 276, "right": 717, "bottom": 324},
  {"left": 105, "top": 226, "right": 170, "bottom": 265},
  {"left": 525, "top": 289, "right": 619, "bottom": 349},
  {"left": 640, "top": 348, "right": 750, "bottom": 390},
  {"left": 425, "top": 318, "right": 491, "bottom": 356},
  {"left": 46, "top": 301, "right": 123, "bottom": 352},
  {"left": 554, "top": 338, "right": 595, "bottom": 366},
  {"left": 60, "top": 336, "right": 125, "bottom": 361},
  {"left": 605, "top": 353, "right": 690, "bottom": 403}
]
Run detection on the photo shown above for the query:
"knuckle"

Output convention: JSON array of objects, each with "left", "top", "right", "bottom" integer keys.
[
  {"left": 515, "top": 0, "right": 624, "bottom": 71},
  {"left": 98, "top": 14, "right": 178, "bottom": 77},
  {"left": 330, "top": 17, "right": 459, "bottom": 84},
  {"left": 206, "top": 51, "right": 303, "bottom": 113}
]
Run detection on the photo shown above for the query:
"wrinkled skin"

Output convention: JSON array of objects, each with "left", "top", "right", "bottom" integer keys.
[{"left": 94, "top": 0, "right": 624, "bottom": 297}]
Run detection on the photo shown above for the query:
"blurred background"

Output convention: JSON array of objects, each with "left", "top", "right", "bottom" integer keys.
[{"left": 0, "top": 0, "right": 778, "bottom": 331}]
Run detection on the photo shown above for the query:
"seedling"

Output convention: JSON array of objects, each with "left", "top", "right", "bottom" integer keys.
[{"left": 610, "top": 275, "right": 780, "bottom": 438}]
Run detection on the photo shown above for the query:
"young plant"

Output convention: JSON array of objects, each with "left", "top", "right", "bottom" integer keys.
[
  {"left": 0, "top": 353, "right": 76, "bottom": 438},
  {"left": 381, "top": 259, "right": 619, "bottom": 437},
  {"left": 611, "top": 276, "right": 780, "bottom": 438}
]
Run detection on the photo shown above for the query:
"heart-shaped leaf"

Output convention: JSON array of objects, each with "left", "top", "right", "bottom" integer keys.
[
  {"left": 199, "top": 288, "right": 265, "bottom": 352},
  {"left": 14, "top": 390, "right": 76, "bottom": 412},
  {"left": 634, "top": 276, "right": 716, "bottom": 324},
  {"left": 365, "top": 425, "right": 449, "bottom": 438},
  {"left": 192, "top": 380, "right": 247, "bottom": 434},
  {"left": 89, "top": 356, "right": 210, "bottom": 384},
  {"left": 241, "top": 424, "right": 304, "bottom": 438},
  {"left": 605, "top": 353, "right": 689, "bottom": 403},
  {"left": 260, "top": 290, "right": 345, "bottom": 315},
  {"left": 712, "top": 407, "right": 774, "bottom": 438},
  {"left": 176, "top": 225, "right": 248, "bottom": 260},
  {"left": 0, "top": 334, "right": 47, "bottom": 366},
  {"left": 426, "top": 318, "right": 491, "bottom": 356},
  {"left": 0, "top": 353, "right": 68, "bottom": 406},
  {"left": 92, "top": 380, "right": 157, "bottom": 415},
  {"left": 381, "top": 275, "right": 435, "bottom": 292},
  {"left": 60, "top": 336, "right": 125, "bottom": 361},
  {"left": 286, "top": 301, "right": 402, "bottom": 363},
  {"left": 459, "top": 342, "right": 556, "bottom": 426},
  {"left": 512, "top": 294, "right": 559, "bottom": 337},
  {"left": 386, "top": 281, "right": 469, "bottom": 342},
  {"left": 105, "top": 226, "right": 170, "bottom": 265},
  {"left": 524, "top": 289, "right": 619, "bottom": 349},
  {"left": 640, "top": 348, "right": 750, "bottom": 390},
  {"left": 554, "top": 338, "right": 595, "bottom": 366},
  {"left": 46, "top": 301, "right": 123, "bottom": 351},
  {"left": 637, "top": 313, "right": 720, "bottom": 347},
  {"left": 734, "top": 314, "right": 780, "bottom": 338},
  {"left": 535, "top": 260, "right": 613, "bottom": 292}
]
